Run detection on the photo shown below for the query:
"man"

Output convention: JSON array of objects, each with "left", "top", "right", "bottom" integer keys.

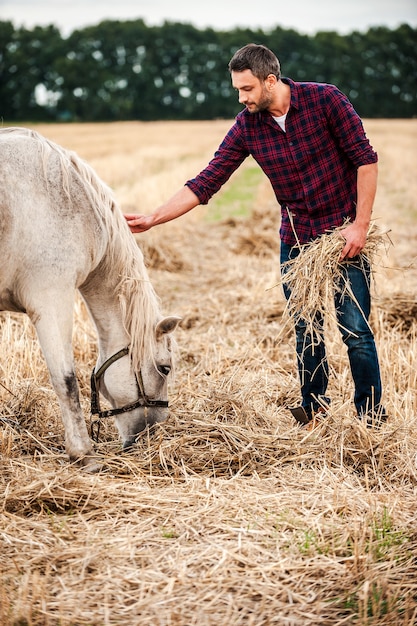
[{"left": 125, "top": 43, "right": 385, "bottom": 428}]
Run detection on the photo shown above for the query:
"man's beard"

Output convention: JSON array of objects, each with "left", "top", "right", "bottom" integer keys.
[{"left": 246, "top": 86, "right": 272, "bottom": 113}]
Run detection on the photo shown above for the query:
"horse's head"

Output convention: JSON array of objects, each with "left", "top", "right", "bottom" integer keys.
[{"left": 92, "top": 316, "right": 181, "bottom": 450}]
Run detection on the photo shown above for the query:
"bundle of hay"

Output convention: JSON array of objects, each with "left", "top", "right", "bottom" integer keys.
[{"left": 276, "top": 222, "right": 391, "bottom": 343}]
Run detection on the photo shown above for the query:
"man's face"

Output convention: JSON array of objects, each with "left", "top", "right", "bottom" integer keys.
[{"left": 231, "top": 69, "right": 273, "bottom": 113}]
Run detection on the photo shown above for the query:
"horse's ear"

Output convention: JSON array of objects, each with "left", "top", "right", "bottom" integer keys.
[{"left": 156, "top": 316, "right": 182, "bottom": 339}]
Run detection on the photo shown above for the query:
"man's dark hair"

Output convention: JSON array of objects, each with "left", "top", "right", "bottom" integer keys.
[{"left": 228, "top": 43, "right": 281, "bottom": 81}]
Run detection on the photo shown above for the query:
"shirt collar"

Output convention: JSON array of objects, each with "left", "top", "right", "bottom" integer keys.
[{"left": 281, "top": 77, "right": 299, "bottom": 110}]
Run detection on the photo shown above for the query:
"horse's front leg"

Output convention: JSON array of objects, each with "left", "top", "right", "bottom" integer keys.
[{"left": 32, "top": 297, "right": 100, "bottom": 471}]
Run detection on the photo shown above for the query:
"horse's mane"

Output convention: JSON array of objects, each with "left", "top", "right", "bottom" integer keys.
[{"left": 3, "top": 127, "right": 162, "bottom": 371}]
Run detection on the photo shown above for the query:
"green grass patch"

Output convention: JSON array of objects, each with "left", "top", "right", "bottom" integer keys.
[{"left": 205, "top": 164, "right": 264, "bottom": 222}]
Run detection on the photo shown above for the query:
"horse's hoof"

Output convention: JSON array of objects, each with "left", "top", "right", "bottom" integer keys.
[
  {"left": 80, "top": 455, "right": 103, "bottom": 473},
  {"left": 122, "top": 439, "right": 137, "bottom": 452}
]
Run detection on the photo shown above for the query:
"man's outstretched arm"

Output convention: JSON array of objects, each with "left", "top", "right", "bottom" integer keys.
[{"left": 125, "top": 186, "right": 200, "bottom": 233}]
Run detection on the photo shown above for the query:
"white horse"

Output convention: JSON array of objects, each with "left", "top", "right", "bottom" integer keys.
[{"left": 0, "top": 127, "right": 180, "bottom": 470}]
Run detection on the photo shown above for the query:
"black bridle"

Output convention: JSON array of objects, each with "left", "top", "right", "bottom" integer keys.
[{"left": 90, "top": 346, "right": 168, "bottom": 442}]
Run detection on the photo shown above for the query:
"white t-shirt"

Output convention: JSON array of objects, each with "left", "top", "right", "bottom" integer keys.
[{"left": 273, "top": 113, "right": 287, "bottom": 132}]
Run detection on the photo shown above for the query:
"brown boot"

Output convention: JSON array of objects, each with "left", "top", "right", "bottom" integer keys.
[{"left": 302, "top": 407, "right": 327, "bottom": 431}]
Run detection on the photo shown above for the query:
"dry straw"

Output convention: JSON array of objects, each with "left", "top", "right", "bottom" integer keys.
[
  {"left": 276, "top": 222, "right": 392, "bottom": 344},
  {"left": 1, "top": 121, "right": 417, "bottom": 626}
]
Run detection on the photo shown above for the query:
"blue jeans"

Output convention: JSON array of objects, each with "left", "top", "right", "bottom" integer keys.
[{"left": 280, "top": 242, "right": 384, "bottom": 418}]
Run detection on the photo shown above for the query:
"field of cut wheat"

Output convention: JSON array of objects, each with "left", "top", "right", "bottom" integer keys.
[{"left": 1, "top": 119, "right": 417, "bottom": 625}]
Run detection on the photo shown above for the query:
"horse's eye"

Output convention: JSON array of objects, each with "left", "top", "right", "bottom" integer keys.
[{"left": 158, "top": 364, "right": 171, "bottom": 377}]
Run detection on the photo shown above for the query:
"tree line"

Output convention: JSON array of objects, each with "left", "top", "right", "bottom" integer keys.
[{"left": 0, "top": 20, "right": 416, "bottom": 122}]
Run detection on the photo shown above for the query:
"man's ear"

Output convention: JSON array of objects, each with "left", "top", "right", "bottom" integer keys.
[{"left": 266, "top": 74, "right": 277, "bottom": 90}]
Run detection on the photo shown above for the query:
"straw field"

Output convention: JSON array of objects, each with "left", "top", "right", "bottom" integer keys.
[{"left": 1, "top": 119, "right": 416, "bottom": 625}]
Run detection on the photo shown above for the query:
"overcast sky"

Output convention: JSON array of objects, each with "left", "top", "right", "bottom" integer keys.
[{"left": 1, "top": 0, "right": 416, "bottom": 36}]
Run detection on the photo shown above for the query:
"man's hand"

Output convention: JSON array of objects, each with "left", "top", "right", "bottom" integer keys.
[
  {"left": 124, "top": 213, "right": 154, "bottom": 233},
  {"left": 339, "top": 221, "right": 368, "bottom": 260}
]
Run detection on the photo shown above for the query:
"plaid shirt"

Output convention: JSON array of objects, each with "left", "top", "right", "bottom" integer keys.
[{"left": 186, "top": 77, "right": 378, "bottom": 245}]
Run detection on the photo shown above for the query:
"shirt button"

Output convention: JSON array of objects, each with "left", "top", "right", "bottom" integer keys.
[{"left": 289, "top": 141, "right": 293, "bottom": 146}]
